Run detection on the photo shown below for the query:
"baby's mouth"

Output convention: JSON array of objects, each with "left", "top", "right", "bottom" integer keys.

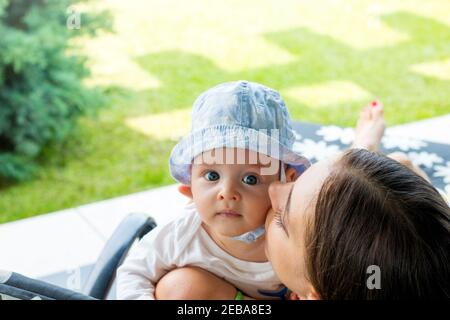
[{"left": 217, "top": 209, "right": 242, "bottom": 218}]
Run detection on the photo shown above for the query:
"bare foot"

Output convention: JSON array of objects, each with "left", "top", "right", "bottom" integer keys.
[{"left": 351, "top": 101, "right": 386, "bottom": 152}]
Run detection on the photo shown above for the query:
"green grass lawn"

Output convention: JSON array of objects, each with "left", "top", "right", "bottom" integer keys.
[{"left": 1, "top": 0, "right": 449, "bottom": 223}]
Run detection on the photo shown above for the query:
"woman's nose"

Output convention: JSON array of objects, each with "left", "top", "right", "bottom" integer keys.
[
  {"left": 217, "top": 183, "right": 241, "bottom": 201},
  {"left": 268, "top": 181, "right": 293, "bottom": 210}
]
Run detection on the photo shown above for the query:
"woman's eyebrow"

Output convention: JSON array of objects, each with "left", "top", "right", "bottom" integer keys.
[{"left": 282, "top": 185, "right": 294, "bottom": 237}]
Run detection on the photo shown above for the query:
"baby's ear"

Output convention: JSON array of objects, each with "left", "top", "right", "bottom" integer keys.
[
  {"left": 285, "top": 166, "right": 298, "bottom": 182},
  {"left": 178, "top": 184, "right": 193, "bottom": 199}
]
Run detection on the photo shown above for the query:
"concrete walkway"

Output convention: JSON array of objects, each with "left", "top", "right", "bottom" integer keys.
[
  {"left": 0, "top": 114, "right": 449, "bottom": 287},
  {"left": 0, "top": 185, "right": 189, "bottom": 280}
]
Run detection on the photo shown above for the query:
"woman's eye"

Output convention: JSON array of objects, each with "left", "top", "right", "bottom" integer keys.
[
  {"left": 204, "top": 171, "right": 220, "bottom": 181},
  {"left": 242, "top": 174, "right": 258, "bottom": 185},
  {"left": 274, "top": 210, "right": 284, "bottom": 228},
  {"left": 274, "top": 210, "right": 287, "bottom": 234}
]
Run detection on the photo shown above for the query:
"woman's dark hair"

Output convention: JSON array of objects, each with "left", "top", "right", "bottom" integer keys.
[{"left": 306, "top": 149, "right": 450, "bottom": 299}]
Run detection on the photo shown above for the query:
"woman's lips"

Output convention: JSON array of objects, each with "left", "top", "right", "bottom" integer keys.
[{"left": 217, "top": 210, "right": 241, "bottom": 218}]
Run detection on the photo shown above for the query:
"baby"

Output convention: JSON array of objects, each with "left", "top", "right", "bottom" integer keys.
[{"left": 116, "top": 80, "right": 310, "bottom": 299}]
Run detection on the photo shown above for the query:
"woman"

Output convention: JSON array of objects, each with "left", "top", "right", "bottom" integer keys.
[{"left": 155, "top": 103, "right": 450, "bottom": 299}]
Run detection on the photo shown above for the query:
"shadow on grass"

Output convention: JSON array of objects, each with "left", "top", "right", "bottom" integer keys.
[
  {"left": 0, "top": 112, "right": 177, "bottom": 223},
  {"left": 1, "top": 11, "right": 449, "bottom": 221},
  {"left": 131, "top": 11, "right": 450, "bottom": 126}
]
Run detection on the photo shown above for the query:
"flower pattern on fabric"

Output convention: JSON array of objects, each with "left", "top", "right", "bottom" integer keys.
[
  {"left": 434, "top": 161, "right": 450, "bottom": 184},
  {"left": 316, "top": 125, "right": 355, "bottom": 145},
  {"left": 407, "top": 151, "right": 444, "bottom": 169},
  {"left": 293, "top": 139, "right": 341, "bottom": 162},
  {"left": 382, "top": 135, "right": 427, "bottom": 151},
  {"left": 291, "top": 121, "right": 450, "bottom": 204}
]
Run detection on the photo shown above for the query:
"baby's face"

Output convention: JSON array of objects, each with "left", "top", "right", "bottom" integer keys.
[{"left": 191, "top": 148, "right": 280, "bottom": 238}]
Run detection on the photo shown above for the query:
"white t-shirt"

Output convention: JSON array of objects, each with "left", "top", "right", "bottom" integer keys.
[{"left": 116, "top": 202, "right": 285, "bottom": 299}]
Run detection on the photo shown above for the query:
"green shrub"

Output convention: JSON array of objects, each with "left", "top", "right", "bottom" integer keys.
[{"left": 0, "top": 0, "right": 111, "bottom": 182}]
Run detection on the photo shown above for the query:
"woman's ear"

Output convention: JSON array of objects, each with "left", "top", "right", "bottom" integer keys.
[
  {"left": 285, "top": 166, "right": 298, "bottom": 182},
  {"left": 178, "top": 184, "right": 193, "bottom": 199}
]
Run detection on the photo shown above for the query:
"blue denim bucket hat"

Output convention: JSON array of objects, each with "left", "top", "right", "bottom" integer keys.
[{"left": 169, "top": 80, "right": 311, "bottom": 185}]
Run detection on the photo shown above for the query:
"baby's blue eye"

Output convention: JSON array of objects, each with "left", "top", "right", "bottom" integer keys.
[
  {"left": 242, "top": 174, "right": 258, "bottom": 185},
  {"left": 204, "top": 171, "right": 220, "bottom": 181}
]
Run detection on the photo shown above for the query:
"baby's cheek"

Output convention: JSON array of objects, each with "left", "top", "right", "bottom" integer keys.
[
  {"left": 263, "top": 198, "right": 273, "bottom": 216},
  {"left": 256, "top": 203, "right": 273, "bottom": 225}
]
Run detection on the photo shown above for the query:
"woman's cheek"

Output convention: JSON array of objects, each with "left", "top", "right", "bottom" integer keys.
[{"left": 265, "top": 209, "right": 275, "bottom": 233}]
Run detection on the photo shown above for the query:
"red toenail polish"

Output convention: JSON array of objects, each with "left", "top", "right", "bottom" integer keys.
[{"left": 371, "top": 101, "right": 378, "bottom": 107}]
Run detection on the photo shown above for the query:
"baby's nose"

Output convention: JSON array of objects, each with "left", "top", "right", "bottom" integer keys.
[{"left": 217, "top": 185, "right": 241, "bottom": 201}]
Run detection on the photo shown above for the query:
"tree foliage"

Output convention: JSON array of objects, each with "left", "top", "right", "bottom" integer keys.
[{"left": 0, "top": 0, "right": 111, "bottom": 182}]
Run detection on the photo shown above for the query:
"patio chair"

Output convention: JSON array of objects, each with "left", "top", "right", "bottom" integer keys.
[{"left": 0, "top": 213, "right": 157, "bottom": 300}]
